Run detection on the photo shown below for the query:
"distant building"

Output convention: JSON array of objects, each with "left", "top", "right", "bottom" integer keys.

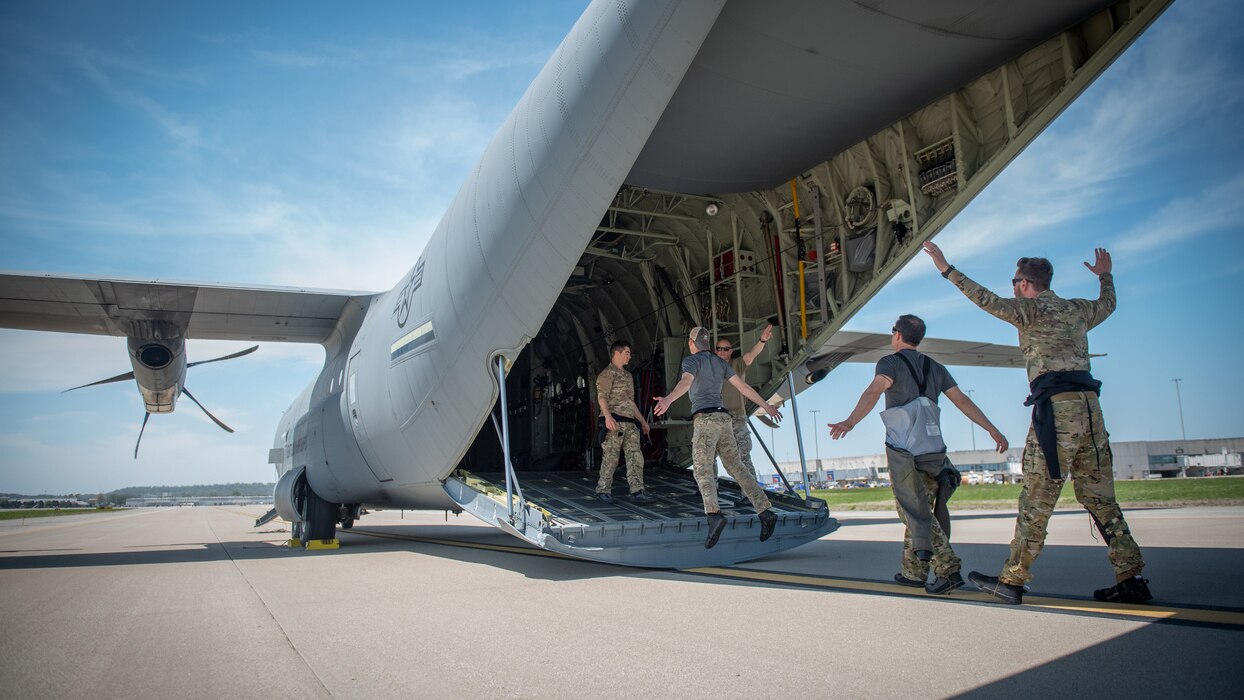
[
  {"left": 759, "top": 437, "right": 1243, "bottom": 485},
  {"left": 124, "top": 496, "right": 271, "bottom": 507},
  {"left": 1112, "top": 438, "right": 1244, "bottom": 480}
]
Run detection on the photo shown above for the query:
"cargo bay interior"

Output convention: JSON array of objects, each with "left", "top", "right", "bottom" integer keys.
[{"left": 450, "top": 184, "right": 842, "bottom": 525}]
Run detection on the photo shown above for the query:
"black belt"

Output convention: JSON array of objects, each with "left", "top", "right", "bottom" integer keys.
[
  {"left": 692, "top": 407, "right": 730, "bottom": 417},
  {"left": 598, "top": 414, "right": 640, "bottom": 427}
]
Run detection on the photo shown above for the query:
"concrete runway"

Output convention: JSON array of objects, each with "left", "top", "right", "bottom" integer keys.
[{"left": 1, "top": 504, "right": 1241, "bottom": 698}]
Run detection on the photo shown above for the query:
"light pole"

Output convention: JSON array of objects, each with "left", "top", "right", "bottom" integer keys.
[
  {"left": 1172, "top": 378, "right": 1187, "bottom": 441},
  {"left": 810, "top": 409, "right": 821, "bottom": 483},
  {"left": 966, "top": 389, "right": 977, "bottom": 451}
]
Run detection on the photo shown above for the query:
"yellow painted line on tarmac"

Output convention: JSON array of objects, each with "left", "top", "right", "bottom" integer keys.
[
  {"left": 345, "top": 527, "right": 1244, "bottom": 629},
  {"left": 687, "top": 566, "right": 1244, "bottom": 628}
]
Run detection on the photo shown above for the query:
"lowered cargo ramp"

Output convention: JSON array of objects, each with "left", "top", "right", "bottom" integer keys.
[{"left": 444, "top": 465, "right": 837, "bottom": 568}]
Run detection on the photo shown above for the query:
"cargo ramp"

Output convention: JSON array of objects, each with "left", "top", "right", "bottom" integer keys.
[{"left": 443, "top": 464, "right": 837, "bottom": 568}]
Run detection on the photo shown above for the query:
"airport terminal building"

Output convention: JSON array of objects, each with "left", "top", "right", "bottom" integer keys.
[{"left": 761, "top": 437, "right": 1243, "bottom": 487}]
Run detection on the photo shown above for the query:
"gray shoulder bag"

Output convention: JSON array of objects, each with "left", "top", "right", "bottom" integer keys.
[{"left": 879, "top": 353, "right": 947, "bottom": 456}]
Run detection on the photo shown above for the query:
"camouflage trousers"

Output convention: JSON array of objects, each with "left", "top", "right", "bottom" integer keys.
[
  {"left": 692, "top": 412, "right": 771, "bottom": 514},
  {"left": 596, "top": 422, "right": 645, "bottom": 494},
  {"left": 896, "top": 469, "right": 960, "bottom": 580},
  {"left": 1000, "top": 392, "right": 1144, "bottom": 586},
  {"left": 728, "top": 416, "right": 761, "bottom": 484}
]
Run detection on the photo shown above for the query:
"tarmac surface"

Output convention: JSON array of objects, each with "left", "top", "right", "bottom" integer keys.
[{"left": 1, "top": 504, "right": 1242, "bottom": 698}]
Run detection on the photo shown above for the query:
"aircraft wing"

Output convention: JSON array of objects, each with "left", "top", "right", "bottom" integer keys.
[
  {"left": 0, "top": 271, "right": 376, "bottom": 344},
  {"left": 753, "top": 330, "right": 1022, "bottom": 424},
  {"left": 814, "top": 331, "right": 1024, "bottom": 370}
]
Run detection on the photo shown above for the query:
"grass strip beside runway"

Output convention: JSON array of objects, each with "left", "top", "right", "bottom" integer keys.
[{"left": 814, "top": 476, "right": 1244, "bottom": 509}]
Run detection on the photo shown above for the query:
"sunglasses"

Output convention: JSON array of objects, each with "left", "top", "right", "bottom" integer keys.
[
  {"left": 1012, "top": 277, "right": 1027, "bottom": 286},
  {"left": 715, "top": 346, "right": 732, "bottom": 352}
]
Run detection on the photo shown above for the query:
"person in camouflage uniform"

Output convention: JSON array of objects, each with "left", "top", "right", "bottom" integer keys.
[
  {"left": 924, "top": 242, "right": 1151, "bottom": 605},
  {"left": 716, "top": 323, "right": 774, "bottom": 507},
  {"left": 653, "top": 327, "right": 783, "bottom": 549},
  {"left": 595, "top": 340, "right": 653, "bottom": 504}
]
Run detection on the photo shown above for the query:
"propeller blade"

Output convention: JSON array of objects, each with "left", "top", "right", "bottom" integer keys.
[
  {"left": 181, "top": 387, "right": 235, "bottom": 433},
  {"left": 64, "top": 370, "right": 136, "bottom": 393},
  {"left": 186, "top": 345, "right": 259, "bottom": 368},
  {"left": 134, "top": 412, "right": 150, "bottom": 459}
]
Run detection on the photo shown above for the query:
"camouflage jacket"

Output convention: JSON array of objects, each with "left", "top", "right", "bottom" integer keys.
[
  {"left": 947, "top": 269, "right": 1116, "bottom": 382},
  {"left": 596, "top": 364, "right": 637, "bottom": 419}
]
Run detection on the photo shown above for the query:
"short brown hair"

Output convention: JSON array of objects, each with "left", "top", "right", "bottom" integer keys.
[
  {"left": 1016, "top": 257, "right": 1053, "bottom": 291},
  {"left": 894, "top": 314, "right": 926, "bottom": 346}
]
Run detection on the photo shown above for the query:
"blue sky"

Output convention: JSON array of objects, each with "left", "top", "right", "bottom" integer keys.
[{"left": 2, "top": 1, "right": 1241, "bottom": 494}]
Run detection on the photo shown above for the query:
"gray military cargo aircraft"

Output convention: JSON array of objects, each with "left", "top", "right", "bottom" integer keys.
[{"left": 0, "top": 0, "right": 1170, "bottom": 567}]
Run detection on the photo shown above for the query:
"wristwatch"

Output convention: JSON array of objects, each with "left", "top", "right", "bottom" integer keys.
[{"left": 941, "top": 265, "right": 955, "bottom": 279}]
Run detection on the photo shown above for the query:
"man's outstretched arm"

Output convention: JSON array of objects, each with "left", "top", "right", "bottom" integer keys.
[
  {"left": 1082, "top": 247, "right": 1116, "bottom": 330},
  {"left": 740, "top": 324, "right": 773, "bottom": 366},
  {"left": 828, "top": 374, "right": 891, "bottom": 439},
  {"left": 944, "top": 386, "right": 1009, "bottom": 453},
  {"left": 726, "top": 374, "right": 782, "bottom": 421},
  {"left": 922, "top": 241, "right": 1023, "bottom": 326},
  {"left": 653, "top": 372, "right": 694, "bottom": 417}
]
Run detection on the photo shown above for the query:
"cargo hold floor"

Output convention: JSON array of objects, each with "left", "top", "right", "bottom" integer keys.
[{"left": 469, "top": 466, "right": 795, "bottom": 526}]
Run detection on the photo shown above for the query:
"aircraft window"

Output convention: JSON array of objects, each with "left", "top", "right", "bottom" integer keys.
[{"left": 576, "top": 376, "right": 585, "bottom": 389}]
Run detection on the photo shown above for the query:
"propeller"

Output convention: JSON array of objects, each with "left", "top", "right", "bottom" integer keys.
[
  {"left": 65, "top": 344, "right": 257, "bottom": 457},
  {"left": 64, "top": 370, "right": 136, "bottom": 393},
  {"left": 187, "top": 345, "right": 258, "bottom": 368},
  {"left": 134, "top": 413, "right": 150, "bottom": 459},
  {"left": 181, "top": 387, "right": 235, "bottom": 433}
]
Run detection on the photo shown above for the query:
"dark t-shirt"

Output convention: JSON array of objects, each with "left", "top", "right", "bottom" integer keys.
[
  {"left": 875, "top": 349, "right": 957, "bottom": 409},
  {"left": 680, "top": 350, "right": 736, "bottom": 413}
]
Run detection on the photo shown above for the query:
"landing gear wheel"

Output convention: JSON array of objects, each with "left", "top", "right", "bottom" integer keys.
[{"left": 297, "top": 478, "right": 338, "bottom": 547}]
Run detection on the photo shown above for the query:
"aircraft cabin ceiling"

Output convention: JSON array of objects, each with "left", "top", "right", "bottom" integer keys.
[{"left": 626, "top": 0, "right": 1119, "bottom": 194}]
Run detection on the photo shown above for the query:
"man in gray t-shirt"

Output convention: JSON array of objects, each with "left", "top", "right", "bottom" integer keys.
[
  {"left": 875, "top": 348, "right": 957, "bottom": 409},
  {"left": 654, "top": 327, "right": 782, "bottom": 549},
  {"left": 828, "top": 315, "right": 1007, "bottom": 595}
]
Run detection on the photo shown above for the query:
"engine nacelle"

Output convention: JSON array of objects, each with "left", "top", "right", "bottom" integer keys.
[
  {"left": 125, "top": 321, "right": 187, "bottom": 413},
  {"left": 273, "top": 466, "right": 305, "bottom": 523}
]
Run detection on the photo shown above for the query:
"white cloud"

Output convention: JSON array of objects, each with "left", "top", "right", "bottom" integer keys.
[
  {"left": 1113, "top": 169, "right": 1244, "bottom": 255},
  {"left": 73, "top": 55, "right": 202, "bottom": 150}
]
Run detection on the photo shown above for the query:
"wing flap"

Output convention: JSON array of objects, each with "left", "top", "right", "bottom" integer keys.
[
  {"left": 820, "top": 331, "right": 1024, "bottom": 369},
  {"left": 0, "top": 272, "right": 377, "bottom": 344}
]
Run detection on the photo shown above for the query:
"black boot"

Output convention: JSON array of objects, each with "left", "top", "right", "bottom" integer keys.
[
  {"left": 893, "top": 573, "right": 925, "bottom": 588},
  {"left": 705, "top": 512, "right": 727, "bottom": 549},
  {"left": 629, "top": 490, "right": 656, "bottom": 505},
  {"left": 968, "top": 571, "right": 1024, "bottom": 605},
  {"left": 925, "top": 571, "right": 965, "bottom": 595},
  {"left": 758, "top": 509, "right": 777, "bottom": 542},
  {"left": 1094, "top": 576, "right": 1152, "bottom": 603}
]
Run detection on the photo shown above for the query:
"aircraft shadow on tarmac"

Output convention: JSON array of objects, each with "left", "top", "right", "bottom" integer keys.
[
  {"left": 952, "top": 622, "right": 1240, "bottom": 698},
  {"left": 4, "top": 522, "right": 1242, "bottom": 612}
]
